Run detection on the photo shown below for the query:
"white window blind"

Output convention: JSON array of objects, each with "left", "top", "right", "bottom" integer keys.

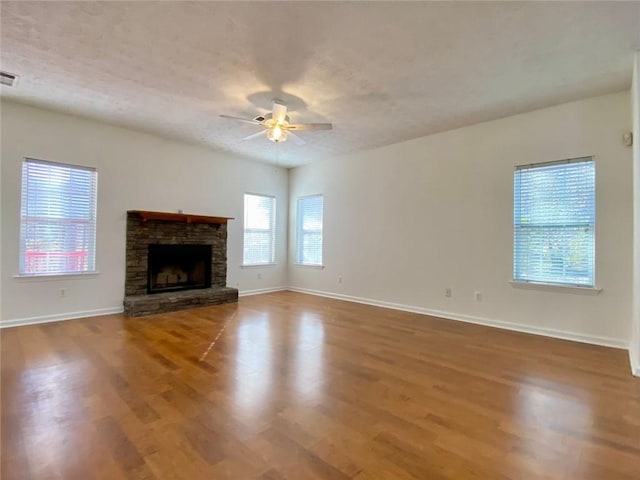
[
  {"left": 20, "top": 158, "right": 98, "bottom": 275},
  {"left": 513, "top": 157, "right": 595, "bottom": 287},
  {"left": 243, "top": 193, "right": 276, "bottom": 265},
  {"left": 296, "top": 195, "right": 323, "bottom": 266}
]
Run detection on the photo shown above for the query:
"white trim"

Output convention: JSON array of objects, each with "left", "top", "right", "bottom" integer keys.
[
  {"left": 515, "top": 155, "right": 594, "bottom": 171},
  {"left": 244, "top": 192, "right": 276, "bottom": 200},
  {"left": 13, "top": 271, "right": 101, "bottom": 281},
  {"left": 287, "top": 287, "right": 627, "bottom": 350},
  {"left": 240, "top": 263, "right": 277, "bottom": 269},
  {"left": 630, "top": 345, "right": 640, "bottom": 377},
  {"left": 0, "top": 306, "right": 124, "bottom": 329},
  {"left": 509, "top": 280, "right": 602, "bottom": 295},
  {"left": 294, "top": 263, "right": 325, "bottom": 269},
  {"left": 239, "top": 287, "right": 287, "bottom": 297},
  {"left": 25, "top": 156, "right": 96, "bottom": 172},
  {"left": 1, "top": 287, "right": 629, "bottom": 359},
  {"left": 0, "top": 288, "right": 288, "bottom": 327}
]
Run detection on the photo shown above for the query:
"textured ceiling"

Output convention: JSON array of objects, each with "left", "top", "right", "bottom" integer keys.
[{"left": 1, "top": 2, "right": 639, "bottom": 167}]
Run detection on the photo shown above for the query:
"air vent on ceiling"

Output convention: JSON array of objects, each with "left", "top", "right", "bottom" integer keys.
[{"left": 0, "top": 71, "right": 19, "bottom": 87}]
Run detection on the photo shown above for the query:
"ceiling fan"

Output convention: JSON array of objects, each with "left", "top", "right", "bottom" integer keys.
[{"left": 220, "top": 99, "right": 332, "bottom": 145}]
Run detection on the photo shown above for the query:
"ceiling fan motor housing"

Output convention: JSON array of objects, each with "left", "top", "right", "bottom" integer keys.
[{"left": 253, "top": 112, "right": 290, "bottom": 124}]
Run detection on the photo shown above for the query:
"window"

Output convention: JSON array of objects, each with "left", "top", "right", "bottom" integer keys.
[
  {"left": 243, "top": 193, "right": 276, "bottom": 265},
  {"left": 513, "top": 157, "right": 595, "bottom": 287},
  {"left": 296, "top": 194, "right": 323, "bottom": 266},
  {"left": 20, "top": 158, "right": 98, "bottom": 275}
]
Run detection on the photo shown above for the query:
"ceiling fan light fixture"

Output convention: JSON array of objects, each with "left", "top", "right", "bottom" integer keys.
[{"left": 268, "top": 125, "right": 287, "bottom": 143}]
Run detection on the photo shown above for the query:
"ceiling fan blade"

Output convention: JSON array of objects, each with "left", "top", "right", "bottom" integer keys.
[
  {"left": 287, "top": 132, "right": 306, "bottom": 146},
  {"left": 243, "top": 129, "right": 268, "bottom": 141},
  {"left": 272, "top": 100, "right": 288, "bottom": 124},
  {"left": 287, "top": 123, "right": 332, "bottom": 131},
  {"left": 220, "top": 114, "right": 263, "bottom": 125}
]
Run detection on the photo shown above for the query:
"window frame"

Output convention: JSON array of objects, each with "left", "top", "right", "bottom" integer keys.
[
  {"left": 18, "top": 157, "right": 98, "bottom": 277},
  {"left": 512, "top": 156, "right": 596, "bottom": 288},
  {"left": 295, "top": 194, "right": 324, "bottom": 267},
  {"left": 242, "top": 192, "right": 276, "bottom": 267}
]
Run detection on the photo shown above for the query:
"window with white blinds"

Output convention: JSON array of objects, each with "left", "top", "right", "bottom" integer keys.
[
  {"left": 20, "top": 158, "right": 98, "bottom": 275},
  {"left": 513, "top": 157, "right": 595, "bottom": 287},
  {"left": 243, "top": 193, "right": 276, "bottom": 265},
  {"left": 296, "top": 194, "right": 323, "bottom": 266}
]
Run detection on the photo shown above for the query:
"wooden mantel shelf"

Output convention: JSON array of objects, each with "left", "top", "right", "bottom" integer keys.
[{"left": 128, "top": 210, "right": 234, "bottom": 225}]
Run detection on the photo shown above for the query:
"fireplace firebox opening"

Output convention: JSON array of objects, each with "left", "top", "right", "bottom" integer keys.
[{"left": 147, "top": 244, "right": 212, "bottom": 294}]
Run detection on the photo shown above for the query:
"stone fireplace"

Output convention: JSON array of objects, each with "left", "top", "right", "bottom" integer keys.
[{"left": 123, "top": 210, "right": 238, "bottom": 316}]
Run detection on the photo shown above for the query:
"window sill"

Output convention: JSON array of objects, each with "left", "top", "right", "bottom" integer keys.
[
  {"left": 240, "top": 263, "right": 276, "bottom": 269},
  {"left": 13, "top": 271, "right": 101, "bottom": 281},
  {"left": 294, "top": 263, "right": 325, "bottom": 270},
  {"left": 509, "top": 280, "right": 601, "bottom": 295}
]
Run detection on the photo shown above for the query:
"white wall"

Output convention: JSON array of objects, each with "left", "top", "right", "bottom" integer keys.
[
  {"left": 1, "top": 101, "right": 289, "bottom": 325},
  {"left": 2, "top": 91, "right": 635, "bottom": 351},
  {"left": 632, "top": 53, "right": 640, "bottom": 375},
  {"left": 289, "top": 92, "right": 633, "bottom": 347}
]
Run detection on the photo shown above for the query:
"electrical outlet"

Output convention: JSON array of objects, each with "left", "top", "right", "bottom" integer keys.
[
  {"left": 474, "top": 291, "right": 482, "bottom": 301},
  {"left": 338, "top": 275, "right": 343, "bottom": 284},
  {"left": 445, "top": 288, "right": 452, "bottom": 298},
  {"left": 59, "top": 288, "right": 67, "bottom": 298},
  {"left": 257, "top": 273, "right": 262, "bottom": 280}
]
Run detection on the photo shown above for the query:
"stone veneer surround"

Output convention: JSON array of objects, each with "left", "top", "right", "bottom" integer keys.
[{"left": 123, "top": 211, "right": 238, "bottom": 316}]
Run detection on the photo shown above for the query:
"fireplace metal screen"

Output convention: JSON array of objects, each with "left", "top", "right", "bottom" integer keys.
[{"left": 147, "top": 244, "right": 212, "bottom": 294}]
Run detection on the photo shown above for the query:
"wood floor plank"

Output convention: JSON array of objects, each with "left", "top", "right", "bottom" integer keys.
[{"left": 2, "top": 291, "right": 639, "bottom": 479}]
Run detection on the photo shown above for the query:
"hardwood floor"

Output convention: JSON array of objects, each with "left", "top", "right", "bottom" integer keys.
[{"left": 2, "top": 291, "right": 639, "bottom": 479}]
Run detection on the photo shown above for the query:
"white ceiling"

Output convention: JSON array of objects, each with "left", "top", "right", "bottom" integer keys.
[{"left": 1, "top": 2, "right": 639, "bottom": 168}]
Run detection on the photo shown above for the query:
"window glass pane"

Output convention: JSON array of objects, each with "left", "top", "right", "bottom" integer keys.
[
  {"left": 243, "top": 194, "right": 276, "bottom": 265},
  {"left": 245, "top": 194, "right": 273, "bottom": 230},
  {"left": 513, "top": 158, "right": 595, "bottom": 286},
  {"left": 296, "top": 195, "right": 323, "bottom": 265},
  {"left": 20, "top": 159, "right": 98, "bottom": 275}
]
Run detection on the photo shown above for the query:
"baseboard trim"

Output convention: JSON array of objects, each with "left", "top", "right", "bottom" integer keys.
[
  {"left": 0, "top": 287, "right": 288, "bottom": 327},
  {"left": 0, "top": 306, "right": 125, "bottom": 329},
  {"left": 1, "top": 288, "right": 629, "bottom": 354},
  {"left": 287, "top": 287, "right": 627, "bottom": 350},
  {"left": 239, "top": 287, "right": 288, "bottom": 297},
  {"left": 630, "top": 347, "right": 640, "bottom": 377}
]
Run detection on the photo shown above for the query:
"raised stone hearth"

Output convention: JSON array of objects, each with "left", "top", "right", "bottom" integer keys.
[
  {"left": 124, "top": 287, "right": 238, "bottom": 317},
  {"left": 123, "top": 210, "right": 238, "bottom": 317}
]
